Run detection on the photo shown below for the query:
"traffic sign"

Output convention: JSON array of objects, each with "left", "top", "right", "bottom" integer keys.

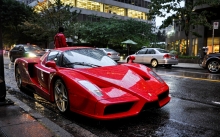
[{"left": 213, "top": 22, "right": 219, "bottom": 29}]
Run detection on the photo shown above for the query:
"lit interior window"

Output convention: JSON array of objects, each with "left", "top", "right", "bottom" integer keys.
[
  {"left": 77, "top": 0, "right": 101, "bottom": 12},
  {"left": 128, "top": 9, "right": 146, "bottom": 20},
  {"left": 104, "top": 4, "right": 125, "bottom": 16}
]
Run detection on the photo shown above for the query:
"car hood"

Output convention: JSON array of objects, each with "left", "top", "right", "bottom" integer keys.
[
  {"left": 28, "top": 50, "right": 45, "bottom": 55},
  {"left": 65, "top": 65, "right": 165, "bottom": 100}
]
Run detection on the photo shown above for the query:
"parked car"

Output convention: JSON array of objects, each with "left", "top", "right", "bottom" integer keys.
[
  {"left": 14, "top": 47, "right": 170, "bottom": 120},
  {"left": 8, "top": 44, "right": 45, "bottom": 62},
  {"left": 126, "top": 48, "right": 178, "bottom": 68},
  {"left": 97, "top": 48, "right": 120, "bottom": 61},
  {"left": 201, "top": 53, "right": 220, "bottom": 73}
]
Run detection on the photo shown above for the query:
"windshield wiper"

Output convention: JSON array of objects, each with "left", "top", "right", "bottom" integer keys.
[{"left": 64, "top": 62, "right": 101, "bottom": 68}]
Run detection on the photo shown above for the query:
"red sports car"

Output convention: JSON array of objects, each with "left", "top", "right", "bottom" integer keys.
[{"left": 14, "top": 47, "right": 170, "bottom": 120}]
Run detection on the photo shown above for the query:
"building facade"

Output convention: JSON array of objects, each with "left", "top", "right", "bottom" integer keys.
[
  {"left": 166, "top": 3, "right": 220, "bottom": 56},
  {"left": 19, "top": 0, "right": 153, "bottom": 25}
]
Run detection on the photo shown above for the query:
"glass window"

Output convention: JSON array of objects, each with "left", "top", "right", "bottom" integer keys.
[
  {"left": 128, "top": 9, "right": 146, "bottom": 20},
  {"left": 104, "top": 4, "right": 125, "bottom": 16},
  {"left": 63, "top": 0, "right": 75, "bottom": 6},
  {"left": 146, "top": 49, "right": 155, "bottom": 54},
  {"left": 137, "top": 48, "right": 147, "bottom": 54},
  {"left": 47, "top": 51, "right": 60, "bottom": 65},
  {"left": 62, "top": 48, "right": 117, "bottom": 68},
  {"left": 77, "top": 0, "right": 101, "bottom": 12},
  {"left": 157, "top": 49, "right": 169, "bottom": 53}
]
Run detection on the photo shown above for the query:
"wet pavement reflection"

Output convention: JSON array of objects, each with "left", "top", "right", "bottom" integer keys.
[{"left": 152, "top": 67, "right": 220, "bottom": 81}]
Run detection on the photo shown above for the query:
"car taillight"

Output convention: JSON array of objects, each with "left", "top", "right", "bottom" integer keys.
[
  {"left": 175, "top": 55, "right": 178, "bottom": 58},
  {"left": 118, "top": 53, "right": 120, "bottom": 56},
  {"left": 107, "top": 53, "right": 111, "bottom": 56},
  {"left": 163, "top": 54, "right": 170, "bottom": 59}
]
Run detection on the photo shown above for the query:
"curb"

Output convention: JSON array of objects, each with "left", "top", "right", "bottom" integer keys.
[{"left": 6, "top": 87, "right": 98, "bottom": 137}]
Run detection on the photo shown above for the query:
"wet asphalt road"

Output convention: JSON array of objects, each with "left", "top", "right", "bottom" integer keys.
[{"left": 3, "top": 56, "right": 220, "bottom": 137}]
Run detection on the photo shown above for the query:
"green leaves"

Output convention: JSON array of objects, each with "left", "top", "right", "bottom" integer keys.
[
  {"left": 76, "top": 16, "right": 154, "bottom": 48},
  {"left": 20, "top": 0, "right": 80, "bottom": 44}
]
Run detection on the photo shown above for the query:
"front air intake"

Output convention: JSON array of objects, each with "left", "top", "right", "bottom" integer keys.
[{"left": 104, "top": 102, "right": 134, "bottom": 115}]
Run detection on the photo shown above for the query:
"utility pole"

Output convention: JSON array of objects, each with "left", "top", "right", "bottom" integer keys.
[
  {"left": 0, "top": 17, "right": 6, "bottom": 102},
  {"left": 0, "top": 15, "right": 13, "bottom": 105}
]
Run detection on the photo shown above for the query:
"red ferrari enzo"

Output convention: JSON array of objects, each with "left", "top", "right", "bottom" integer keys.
[{"left": 14, "top": 47, "right": 170, "bottom": 120}]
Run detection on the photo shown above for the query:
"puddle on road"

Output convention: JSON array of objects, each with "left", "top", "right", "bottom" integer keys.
[{"left": 157, "top": 69, "right": 220, "bottom": 81}]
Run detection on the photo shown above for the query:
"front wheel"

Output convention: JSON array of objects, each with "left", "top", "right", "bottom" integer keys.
[
  {"left": 54, "top": 79, "right": 69, "bottom": 113},
  {"left": 151, "top": 59, "right": 158, "bottom": 68},
  {"left": 10, "top": 56, "right": 15, "bottom": 62},
  {"left": 207, "top": 60, "right": 220, "bottom": 73}
]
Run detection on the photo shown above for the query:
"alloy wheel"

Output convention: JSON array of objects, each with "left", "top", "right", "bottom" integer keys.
[
  {"left": 151, "top": 60, "right": 158, "bottom": 68},
  {"left": 54, "top": 79, "right": 69, "bottom": 113},
  {"left": 208, "top": 60, "right": 220, "bottom": 73}
]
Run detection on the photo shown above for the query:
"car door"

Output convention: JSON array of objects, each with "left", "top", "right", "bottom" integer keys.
[
  {"left": 133, "top": 48, "right": 147, "bottom": 63},
  {"left": 143, "top": 49, "right": 156, "bottom": 64},
  {"left": 36, "top": 51, "right": 60, "bottom": 94}
]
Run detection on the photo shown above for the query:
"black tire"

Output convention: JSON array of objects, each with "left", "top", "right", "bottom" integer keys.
[
  {"left": 207, "top": 60, "right": 220, "bottom": 73},
  {"left": 10, "top": 56, "right": 14, "bottom": 62},
  {"left": 54, "top": 79, "right": 69, "bottom": 113},
  {"left": 151, "top": 59, "right": 158, "bottom": 68},
  {"left": 15, "top": 67, "right": 24, "bottom": 90},
  {"left": 198, "top": 58, "right": 203, "bottom": 67}
]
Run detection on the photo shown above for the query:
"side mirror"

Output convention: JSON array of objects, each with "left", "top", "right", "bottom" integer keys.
[{"left": 45, "top": 61, "right": 56, "bottom": 68}]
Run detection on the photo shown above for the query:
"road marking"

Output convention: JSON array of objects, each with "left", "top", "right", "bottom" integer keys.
[{"left": 158, "top": 74, "right": 220, "bottom": 82}]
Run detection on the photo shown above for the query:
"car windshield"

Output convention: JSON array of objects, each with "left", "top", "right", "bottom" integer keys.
[
  {"left": 62, "top": 48, "right": 117, "bottom": 68},
  {"left": 157, "top": 49, "right": 169, "bottom": 53},
  {"left": 24, "top": 45, "right": 42, "bottom": 52}
]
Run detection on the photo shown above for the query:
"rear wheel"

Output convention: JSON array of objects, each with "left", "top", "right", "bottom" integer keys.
[
  {"left": 151, "top": 59, "right": 158, "bottom": 68},
  {"left": 198, "top": 58, "right": 203, "bottom": 67},
  {"left": 54, "top": 79, "right": 69, "bottom": 113},
  {"left": 15, "top": 67, "right": 23, "bottom": 90},
  {"left": 207, "top": 60, "right": 220, "bottom": 73}
]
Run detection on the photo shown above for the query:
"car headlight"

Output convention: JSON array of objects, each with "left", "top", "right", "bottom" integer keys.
[
  {"left": 28, "top": 52, "right": 37, "bottom": 57},
  {"left": 78, "top": 80, "right": 103, "bottom": 96},
  {"left": 149, "top": 70, "right": 164, "bottom": 83}
]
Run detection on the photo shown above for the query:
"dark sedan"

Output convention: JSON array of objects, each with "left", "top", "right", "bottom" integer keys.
[
  {"left": 8, "top": 44, "right": 45, "bottom": 62},
  {"left": 202, "top": 53, "right": 220, "bottom": 73}
]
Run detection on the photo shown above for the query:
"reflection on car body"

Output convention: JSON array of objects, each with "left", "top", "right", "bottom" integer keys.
[
  {"left": 126, "top": 48, "right": 178, "bottom": 68},
  {"left": 14, "top": 47, "right": 171, "bottom": 120},
  {"left": 97, "top": 48, "right": 120, "bottom": 61}
]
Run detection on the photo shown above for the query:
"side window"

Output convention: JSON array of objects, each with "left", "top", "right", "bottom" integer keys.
[
  {"left": 18, "top": 46, "right": 24, "bottom": 51},
  {"left": 137, "top": 48, "right": 147, "bottom": 54},
  {"left": 13, "top": 45, "right": 20, "bottom": 50},
  {"left": 47, "top": 51, "right": 60, "bottom": 66},
  {"left": 146, "top": 49, "right": 155, "bottom": 54}
]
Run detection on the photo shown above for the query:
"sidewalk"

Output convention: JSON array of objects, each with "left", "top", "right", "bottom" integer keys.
[{"left": 0, "top": 92, "right": 74, "bottom": 137}]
